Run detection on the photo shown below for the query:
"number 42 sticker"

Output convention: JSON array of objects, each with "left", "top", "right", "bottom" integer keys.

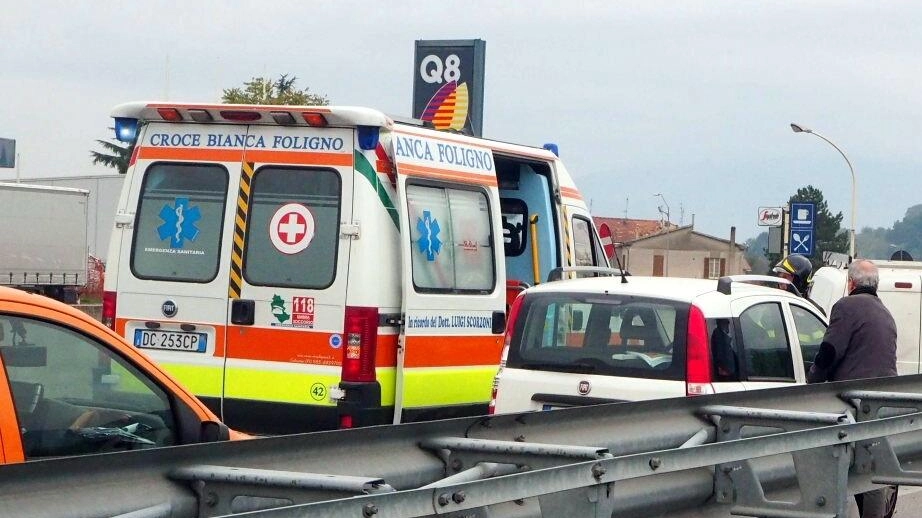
[{"left": 310, "top": 383, "right": 327, "bottom": 402}]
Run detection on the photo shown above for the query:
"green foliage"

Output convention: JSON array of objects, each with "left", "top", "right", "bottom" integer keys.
[
  {"left": 744, "top": 234, "right": 770, "bottom": 274},
  {"left": 855, "top": 226, "right": 894, "bottom": 260},
  {"left": 222, "top": 74, "right": 330, "bottom": 105},
  {"left": 90, "top": 136, "right": 134, "bottom": 175},
  {"left": 765, "top": 185, "right": 848, "bottom": 271},
  {"left": 886, "top": 204, "right": 922, "bottom": 260}
]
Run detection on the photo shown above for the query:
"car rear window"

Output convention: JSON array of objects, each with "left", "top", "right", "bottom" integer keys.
[{"left": 506, "top": 292, "right": 688, "bottom": 381}]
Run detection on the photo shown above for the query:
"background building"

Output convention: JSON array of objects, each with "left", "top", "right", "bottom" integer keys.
[{"left": 594, "top": 217, "right": 750, "bottom": 278}]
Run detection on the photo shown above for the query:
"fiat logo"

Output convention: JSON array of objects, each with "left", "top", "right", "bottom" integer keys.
[
  {"left": 161, "top": 300, "right": 178, "bottom": 318},
  {"left": 578, "top": 380, "right": 591, "bottom": 395}
]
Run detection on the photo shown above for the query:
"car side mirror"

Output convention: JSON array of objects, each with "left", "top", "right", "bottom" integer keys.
[
  {"left": 0, "top": 345, "right": 47, "bottom": 367},
  {"left": 200, "top": 420, "right": 231, "bottom": 443}
]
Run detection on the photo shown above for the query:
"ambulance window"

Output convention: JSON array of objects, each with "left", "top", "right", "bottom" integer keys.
[
  {"left": 243, "top": 167, "right": 341, "bottom": 289},
  {"left": 407, "top": 184, "right": 495, "bottom": 293},
  {"left": 0, "top": 315, "right": 177, "bottom": 459},
  {"left": 572, "top": 216, "right": 600, "bottom": 267},
  {"left": 131, "top": 163, "right": 228, "bottom": 282}
]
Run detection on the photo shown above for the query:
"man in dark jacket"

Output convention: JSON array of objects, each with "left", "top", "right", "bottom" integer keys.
[{"left": 807, "top": 259, "right": 897, "bottom": 517}]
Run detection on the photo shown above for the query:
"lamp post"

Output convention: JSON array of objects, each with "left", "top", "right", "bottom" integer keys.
[{"left": 790, "top": 123, "right": 857, "bottom": 258}]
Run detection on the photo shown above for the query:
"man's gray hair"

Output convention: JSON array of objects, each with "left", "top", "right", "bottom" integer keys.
[{"left": 848, "top": 259, "right": 879, "bottom": 290}]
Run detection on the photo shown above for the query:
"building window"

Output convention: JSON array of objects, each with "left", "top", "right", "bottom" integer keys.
[{"left": 705, "top": 258, "right": 726, "bottom": 279}]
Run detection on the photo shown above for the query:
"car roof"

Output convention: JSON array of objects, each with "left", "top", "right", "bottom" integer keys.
[
  {"left": 0, "top": 286, "right": 101, "bottom": 325},
  {"left": 526, "top": 275, "right": 800, "bottom": 304}
]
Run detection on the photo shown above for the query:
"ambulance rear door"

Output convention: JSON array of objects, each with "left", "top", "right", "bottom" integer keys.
[
  {"left": 390, "top": 128, "right": 506, "bottom": 423},
  {"left": 118, "top": 122, "right": 245, "bottom": 416},
  {"left": 221, "top": 124, "right": 354, "bottom": 433}
]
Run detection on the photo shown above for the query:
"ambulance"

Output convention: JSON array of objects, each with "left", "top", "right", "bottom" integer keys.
[{"left": 103, "top": 102, "right": 607, "bottom": 434}]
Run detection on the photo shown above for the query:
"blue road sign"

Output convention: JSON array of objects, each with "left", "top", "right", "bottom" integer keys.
[
  {"left": 790, "top": 228, "right": 814, "bottom": 255},
  {"left": 790, "top": 202, "right": 815, "bottom": 228}
]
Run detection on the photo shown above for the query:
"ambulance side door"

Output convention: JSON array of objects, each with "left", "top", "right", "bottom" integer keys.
[
  {"left": 390, "top": 130, "right": 506, "bottom": 423},
  {"left": 221, "top": 125, "right": 354, "bottom": 434}
]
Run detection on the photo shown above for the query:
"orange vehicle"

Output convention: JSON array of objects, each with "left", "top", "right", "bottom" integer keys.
[{"left": 0, "top": 286, "right": 238, "bottom": 464}]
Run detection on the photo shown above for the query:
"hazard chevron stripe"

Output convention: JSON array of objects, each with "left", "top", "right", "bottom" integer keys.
[{"left": 228, "top": 162, "right": 254, "bottom": 298}]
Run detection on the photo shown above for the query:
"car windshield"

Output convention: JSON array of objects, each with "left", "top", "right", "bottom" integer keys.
[{"left": 507, "top": 292, "right": 688, "bottom": 381}]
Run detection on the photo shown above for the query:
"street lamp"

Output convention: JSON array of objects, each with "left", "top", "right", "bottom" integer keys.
[{"left": 790, "top": 123, "right": 857, "bottom": 258}]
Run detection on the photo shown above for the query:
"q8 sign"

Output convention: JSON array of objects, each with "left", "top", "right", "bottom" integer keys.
[{"left": 412, "top": 39, "right": 486, "bottom": 137}]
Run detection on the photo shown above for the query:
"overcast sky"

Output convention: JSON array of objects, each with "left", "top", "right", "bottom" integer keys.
[{"left": 2, "top": 1, "right": 920, "bottom": 241}]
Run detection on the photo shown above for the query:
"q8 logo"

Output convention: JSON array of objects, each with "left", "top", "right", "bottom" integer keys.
[{"left": 419, "top": 54, "right": 461, "bottom": 84}]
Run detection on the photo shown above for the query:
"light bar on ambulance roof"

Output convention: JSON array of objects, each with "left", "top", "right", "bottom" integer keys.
[
  {"left": 270, "top": 111, "right": 297, "bottom": 125},
  {"left": 188, "top": 109, "right": 213, "bottom": 123},
  {"left": 220, "top": 110, "right": 261, "bottom": 122},
  {"left": 157, "top": 108, "right": 183, "bottom": 121},
  {"left": 302, "top": 112, "right": 328, "bottom": 127},
  {"left": 542, "top": 143, "right": 559, "bottom": 157},
  {"left": 114, "top": 118, "right": 139, "bottom": 143}
]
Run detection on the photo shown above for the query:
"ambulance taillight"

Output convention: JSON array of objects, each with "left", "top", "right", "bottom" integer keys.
[
  {"left": 102, "top": 291, "right": 117, "bottom": 330},
  {"left": 341, "top": 306, "right": 378, "bottom": 383}
]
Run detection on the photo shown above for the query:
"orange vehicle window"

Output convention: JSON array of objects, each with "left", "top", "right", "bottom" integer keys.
[{"left": 0, "top": 315, "right": 177, "bottom": 460}]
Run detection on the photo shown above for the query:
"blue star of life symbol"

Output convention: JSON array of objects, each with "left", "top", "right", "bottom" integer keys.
[
  {"left": 157, "top": 197, "right": 201, "bottom": 249},
  {"left": 416, "top": 210, "right": 442, "bottom": 261}
]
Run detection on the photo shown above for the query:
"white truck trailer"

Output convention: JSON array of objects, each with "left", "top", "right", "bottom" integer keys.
[{"left": 0, "top": 182, "right": 89, "bottom": 302}]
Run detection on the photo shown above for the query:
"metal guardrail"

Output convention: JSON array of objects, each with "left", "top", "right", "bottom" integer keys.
[{"left": 5, "top": 375, "right": 922, "bottom": 517}]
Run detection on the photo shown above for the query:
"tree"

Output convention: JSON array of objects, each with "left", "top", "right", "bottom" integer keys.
[
  {"left": 766, "top": 185, "right": 848, "bottom": 271},
  {"left": 856, "top": 226, "right": 894, "bottom": 260},
  {"left": 90, "top": 136, "right": 134, "bottom": 175},
  {"left": 222, "top": 74, "right": 329, "bottom": 105},
  {"left": 888, "top": 204, "right": 922, "bottom": 260},
  {"left": 744, "top": 233, "right": 770, "bottom": 274}
]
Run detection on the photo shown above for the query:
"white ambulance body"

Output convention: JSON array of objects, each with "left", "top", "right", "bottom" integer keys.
[
  {"left": 811, "top": 259, "right": 922, "bottom": 375},
  {"left": 103, "top": 102, "right": 606, "bottom": 434}
]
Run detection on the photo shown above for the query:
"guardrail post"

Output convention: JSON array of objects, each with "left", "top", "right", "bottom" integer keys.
[
  {"left": 701, "top": 405, "right": 852, "bottom": 518},
  {"left": 842, "top": 390, "right": 922, "bottom": 485}
]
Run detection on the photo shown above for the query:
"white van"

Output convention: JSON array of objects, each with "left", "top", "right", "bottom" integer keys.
[
  {"left": 811, "top": 259, "right": 922, "bottom": 374},
  {"left": 102, "top": 102, "right": 607, "bottom": 434}
]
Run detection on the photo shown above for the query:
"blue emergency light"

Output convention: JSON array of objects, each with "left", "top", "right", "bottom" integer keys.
[
  {"left": 357, "top": 126, "right": 380, "bottom": 151},
  {"left": 543, "top": 143, "right": 559, "bottom": 157},
  {"left": 114, "top": 118, "right": 139, "bottom": 143}
]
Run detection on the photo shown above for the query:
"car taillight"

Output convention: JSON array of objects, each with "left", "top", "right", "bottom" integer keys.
[
  {"left": 505, "top": 292, "right": 526, "bottom": 345},
  {"left": 685, "top": 304, "right": 714, "bottom": 396},
  {"left": 102, "top": 291, "right": 117, "bottom": 330},
  {"left": 488, "top": 379, "right": 499, "bottom": 415},
  {"left": 341, "top": 306, "right": 378, "bottom": 383},
  {"left": 489, "top": 294, "right": 525, "bottom": 415}
]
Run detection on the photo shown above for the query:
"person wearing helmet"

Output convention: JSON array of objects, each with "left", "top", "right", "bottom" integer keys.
[
  {"left": 773, "top": 254, "right": 826, "bottom": 316},
  {"left": 773, "top": 254, "right": 813, "bottom": 296}
]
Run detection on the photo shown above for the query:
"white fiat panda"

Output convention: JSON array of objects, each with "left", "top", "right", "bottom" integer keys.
[{"left": 490, "top": 272, "right": 829, "bottom": 414}]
